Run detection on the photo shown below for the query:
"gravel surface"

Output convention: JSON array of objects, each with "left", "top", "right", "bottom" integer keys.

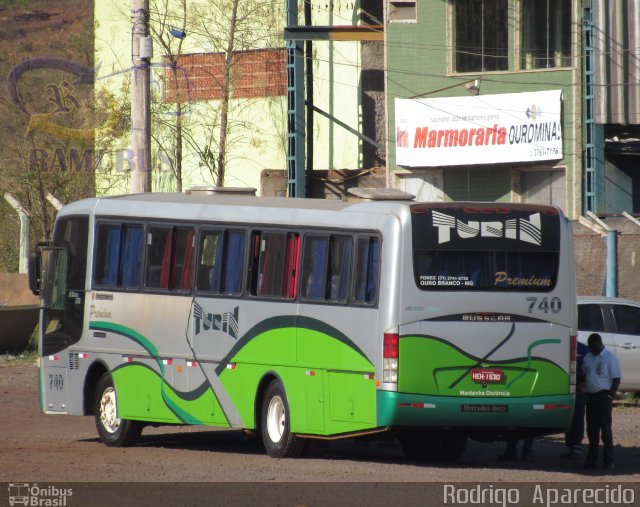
[{"left": 2, "top": 363, "right": 639, "bottom": 483}]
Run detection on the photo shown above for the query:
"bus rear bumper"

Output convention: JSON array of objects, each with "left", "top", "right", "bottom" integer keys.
[{"left": 376, "top": 390, "right": 574, "bottom": 430}]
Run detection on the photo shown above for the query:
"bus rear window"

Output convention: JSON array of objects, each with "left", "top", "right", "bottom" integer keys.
[{"left": 413, "top": 250, "right": 558, "bottom": 291}]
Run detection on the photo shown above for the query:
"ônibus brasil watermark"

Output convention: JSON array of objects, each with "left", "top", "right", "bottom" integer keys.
[
  {"left": 7, "top": 483, "right": 72, "bottom": 506},
  {"left": 6, "top": 56, "right": 192, "bottom": 173}
]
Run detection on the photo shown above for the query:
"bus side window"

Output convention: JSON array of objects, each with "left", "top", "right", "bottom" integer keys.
[
  {"left": 145, "top": 226, "right": 195, "bottom": 291},
  {"left": 196, "top": 230, "right": 223, "bottom": 292},
  {"left": 94, "top": 223, "right": 143, "bottom": 289},
  {"left": 250, "top": 231, "right": 299, "bottom": 299},
  {"left": 94, "top": 224, "right": 122, "bottom": 287},
  {"left": 301, "top": 236, "right": 329, "bottom": 299},
  {"left": 146, "top": 226, "right": 171, "bottom": 289},
  {"left": 301, "top": 235, "right": 351, "bottom": 302},
  {"left": 120, "top": 225, "right": 143, "bottom": 288},
  {"left": 354, "top": 236, "right": 380, "bottom": 305},
  {"left": 222, "top": 230, "right": 246, "bottom": 294},
  {"left": 196, "top": 229, "right": 246, "bottom": 295},
  {"left": 328, "top": 236, "right": 352, "bottom": 301},
  {"left": 171, "top": 227, "right": 195, "bottom": 291}
]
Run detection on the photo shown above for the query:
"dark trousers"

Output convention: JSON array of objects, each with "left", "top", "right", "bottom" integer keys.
[
  {"left": 585, "top": 392, "right": 614, "bottom": 465},
  {"left": 565, "top": 393, "right": 586, "bottom": 448}
]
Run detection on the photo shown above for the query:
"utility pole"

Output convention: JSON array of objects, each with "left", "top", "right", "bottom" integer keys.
[{"left": 131, "top": 0, "right": 152, "bottom": 193}]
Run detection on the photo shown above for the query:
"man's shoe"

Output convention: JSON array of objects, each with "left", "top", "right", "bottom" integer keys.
[
  {"left": 498, "top": 453, "right": 518, "bottom": 461},
  {"left": 601, "top": 462, "right": 614, "bottom": 470},
  {"left": 521, "top": 452, "right": 534, "bottom": 462},
  {"left": 580, "top": 461, "right": 597, "bottom": 469},
  {"left": 560, "top": 451, "right": 579, "bottom": 460}
]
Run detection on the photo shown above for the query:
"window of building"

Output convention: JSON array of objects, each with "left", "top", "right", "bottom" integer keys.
[
  {"left": 94, "top": 223, "right": 144, "bottom": 289},
  {"left": 145, "top": 226, "right": 195, "bottom": 291},
  {"left": 388, "top": 1, "right": 417, "bottom": 22},
  {"left": 444, "top": 167, "right": 511, "bottom": 202},
  {"left": 519, "top": 169, "right": 567, "bottom": 215},
  {"left": 301, "top": 235, "right": 352, "bottom": 302},
  {"left": 521, "top": 0, "right": 571, "bottom": 70},
  {"left": 353, "top": 236, "right": 380, "bottom": 305},
  {"left": 453, "top": 0, "right": 508, "bottom": 73},
  {"left": 249, "top": 231, "right": 299, "bottom": 299},
  {"left": 196, "top": 229, "right": 246, "bottom": 295}
]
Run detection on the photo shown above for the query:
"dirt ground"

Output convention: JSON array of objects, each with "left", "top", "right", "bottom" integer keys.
[{"left": 1, "top": 361, "right": 639, "bottom": 486}]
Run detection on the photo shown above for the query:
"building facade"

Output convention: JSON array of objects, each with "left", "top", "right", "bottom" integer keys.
[
  {"left": 94, "top": 0, "right": 370, "bottom": 195},
  {"left": 385, "top": 0, "right": 640, "bottom": 220}
]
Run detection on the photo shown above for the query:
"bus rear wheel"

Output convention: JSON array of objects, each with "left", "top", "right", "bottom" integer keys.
[
  {"left": 260, "top": 379, "right": 306, "bottom": 458},
  {"left": 94, "top": 373, "right": 142, "bottom": 447}
]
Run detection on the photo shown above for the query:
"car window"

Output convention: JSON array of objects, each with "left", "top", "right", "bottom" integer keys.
[
  {"left": 612, "top": 304, "right": 640, "bottom": 335},
  {"left": 577, "top": 304, "right": 605, "bottom": 332}
]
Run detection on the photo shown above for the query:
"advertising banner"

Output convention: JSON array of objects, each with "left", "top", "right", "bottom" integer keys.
[{"left": 395, "top": 90, "right": 563, "bottom": 167}]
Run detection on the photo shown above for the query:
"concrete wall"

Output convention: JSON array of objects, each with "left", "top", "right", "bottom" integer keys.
[
  {"left": 574, "top": 218, "right": 640, "bottom": 301},
  {"left": 261, "top": 167, "right": 386, "bottom": 199}
]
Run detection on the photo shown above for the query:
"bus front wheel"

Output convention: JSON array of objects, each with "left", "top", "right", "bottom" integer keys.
[
  {"left": 260, "top": 379, "right": 306, "bottom": 458},
  {"left": 94, "top": 373, "right": 142, "bottom": 447}
]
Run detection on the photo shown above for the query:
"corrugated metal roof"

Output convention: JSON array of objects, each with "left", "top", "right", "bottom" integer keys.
[{"left": 594, "top": 0, "right": 640, "bottom": 124}]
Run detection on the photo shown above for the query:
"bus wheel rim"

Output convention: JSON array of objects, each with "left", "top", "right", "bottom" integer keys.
[
  {"left": 266, "top": 395, "right": 285, "bottom": 443},
  {"left": 100, "top": 386, "right": 120, "bottom": 434}
]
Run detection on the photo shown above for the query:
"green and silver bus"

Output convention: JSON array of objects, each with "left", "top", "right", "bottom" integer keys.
[{"left": 30, "top": 193, "right": 577, "bottom": 460}]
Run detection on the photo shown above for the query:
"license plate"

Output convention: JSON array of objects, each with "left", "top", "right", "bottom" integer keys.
[{"left": 470, "top": 369, "right": 503, "bottom": 383}]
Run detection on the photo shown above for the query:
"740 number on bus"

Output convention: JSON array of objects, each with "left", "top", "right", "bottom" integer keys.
[{"left": 526, "top": 296, "right": 562, "bottom": 314}]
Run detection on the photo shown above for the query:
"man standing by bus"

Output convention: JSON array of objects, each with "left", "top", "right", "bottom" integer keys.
[{"left": 581, "top": 333, "right": 621, "bottom": 470}]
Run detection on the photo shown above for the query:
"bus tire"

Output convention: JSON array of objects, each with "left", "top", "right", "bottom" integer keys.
[
  {"left": 260, "top": 379, "right": 306, "bottom": 458},
  {"left": 94, "top": 373, "right": 142, "bottom": 447},
  {"left": 398, "top": 428, "right": 443, "bottom": 461}
]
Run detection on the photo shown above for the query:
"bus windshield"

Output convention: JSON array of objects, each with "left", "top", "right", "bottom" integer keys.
[{"left": 413, "top": 250, "right": 558, "bottom": 291}]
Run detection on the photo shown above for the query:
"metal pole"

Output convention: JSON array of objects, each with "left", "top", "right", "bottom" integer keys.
[
  {"left": 4, "top": 193, "right": 29, "bottom": 274},
  {"left": 605, "top": 230, "right": 617, "bottom": 297},
  {"left": 131, "top": 0, "right": 152, "bottom": 193},
  {"left": 304, "top": 0, "right": 313, "bottom": 197},
  {"left": 286, "top": 0, "right": 305, "bottom": 197}
]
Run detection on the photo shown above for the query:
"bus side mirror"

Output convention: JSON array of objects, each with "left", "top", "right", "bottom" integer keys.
[{"left": 28, "top": 253, "right": 41, "bottom": 295}]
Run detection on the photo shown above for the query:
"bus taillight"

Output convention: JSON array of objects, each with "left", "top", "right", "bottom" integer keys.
[{"left": 383, "top": 332, "right": 399, "bottom": 383}]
